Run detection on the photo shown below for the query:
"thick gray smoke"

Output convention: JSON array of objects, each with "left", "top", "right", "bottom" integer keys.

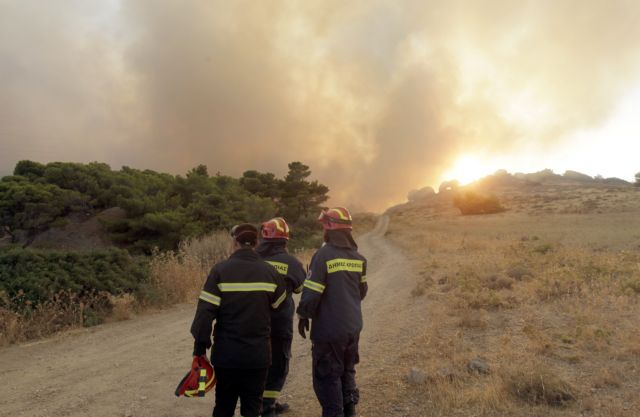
[{"left": 2, "top": 0, "right": 640, "bottom": 209}]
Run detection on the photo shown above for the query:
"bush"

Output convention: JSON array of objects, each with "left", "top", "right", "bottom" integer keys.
[
  {"left": 0, "top": 247, "right": 148, "bottom": 305},
  {"left": 453, "top": 191, "right": 505, "bottom": 215}
]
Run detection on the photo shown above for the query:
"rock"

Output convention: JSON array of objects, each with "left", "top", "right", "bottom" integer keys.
[
  {"left": 408, "top": 186, "right": 436, "bottom": 202},
  {"left": 468, "top": 358, "right": 490, "bottom": 374},
  {"left": 407, "top": 367, "right": 428, "bottom": 385}
]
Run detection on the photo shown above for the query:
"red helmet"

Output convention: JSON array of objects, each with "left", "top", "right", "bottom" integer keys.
[
  {"left": 175, "top": 355, "right": 216, "bottom": 397},
  {"left": 318, "top": 207, "right": 353, "bottom": 230},
  {"left": 261, "top": 217, "right": 290, "bottom": 240}
]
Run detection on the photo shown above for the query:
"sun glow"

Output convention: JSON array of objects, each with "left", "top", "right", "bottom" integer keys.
[{"left": 440, "top": 154, "right": 500, "bottom": 185}]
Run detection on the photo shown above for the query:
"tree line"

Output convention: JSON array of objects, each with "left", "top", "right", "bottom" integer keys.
[{"left": 0, "top": 160, "right": 329, "bottom": 252}]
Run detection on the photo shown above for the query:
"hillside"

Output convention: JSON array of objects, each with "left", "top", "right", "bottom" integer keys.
[{"left": 382, "top": 172, "right": 640, "bottom": 416}]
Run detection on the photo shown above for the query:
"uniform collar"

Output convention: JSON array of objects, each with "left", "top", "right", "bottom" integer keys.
[
  {"left": 230, "top": 247, "right": 259, "bottom": 260},
  {"left": 325, "top": 230, "right": 358, "bottom": 250},
  {"left": 255, "top": 239, "right": 288, "bottom": 257}
]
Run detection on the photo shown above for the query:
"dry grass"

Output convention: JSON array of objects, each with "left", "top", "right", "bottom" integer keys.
[
  {"left": 383, "top": 184, "right": 640, "bottom": 416},
  {"left": 148, "top": 231, "right": 231, "bottom": 305},
  {"left": 0, "top": 290, "right": 112, "bottom": 345}
]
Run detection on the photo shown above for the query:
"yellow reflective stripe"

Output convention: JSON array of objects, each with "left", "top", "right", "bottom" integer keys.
[
  {"left": 198, "top": 369, "right": 206, "bottom": 393},
  {"left": 360, "top": 275, "right": 367, "bottom": 283},
  {"left": 304, "top": 280, "right": 325, "bottom": 293},
  {"left": 218, "top": 282, "right": 277, "bottom": 292},
  {"left": 326, "top": 258, "right": 364, "bottom": 274},
  {"left": 199, "top": 290, "right": 221, "bottom": 306},
  {"left": 184, "top": 369, "right": 215, "bottom": 397},
  {"left": 271, "top": 291, "right": 287, "bottom": 309},
  {"left": 266, "top": 261, "right": 289, "bottom": 275},
  {"left": 294, "top": 283, "right": 304, "bottom": 294},
  {"left": 329, "top": 208, "right": 350, "bottom": 220},
  {"left": 263, "top": 390, "right": 280, "bottom": 399}
]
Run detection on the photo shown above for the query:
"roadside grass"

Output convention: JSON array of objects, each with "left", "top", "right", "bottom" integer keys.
[
  {"left": 386, "top": 203, "right": 640, "bottom": 416},
  {"left": 1, "top": 231, "right": 314, "bottom": 346}
]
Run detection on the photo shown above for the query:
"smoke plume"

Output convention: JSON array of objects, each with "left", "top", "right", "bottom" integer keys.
[{"left": 2, "top": 0, "right": 640, "bottom": 209}]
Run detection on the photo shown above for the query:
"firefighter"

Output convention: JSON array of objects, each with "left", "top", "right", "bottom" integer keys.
[
  {"left": 257, "top": 217, "right": 306, "bottom": 416},
  {"left": 296, "top": 207, "right": 368, "bottom": 417},
  {"left": 190, "top": 223, "right": 287, "bottom": 417}
]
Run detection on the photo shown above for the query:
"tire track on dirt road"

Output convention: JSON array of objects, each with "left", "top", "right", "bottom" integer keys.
[{"left": 0, "top": 215, "right": 419, "bottom": 417}]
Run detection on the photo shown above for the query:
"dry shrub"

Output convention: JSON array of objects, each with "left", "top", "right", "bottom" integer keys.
[
  {"left": 148, "top": 231, "right": 231, "bottom": 305},
  {"left": 0, "top": 307, "right": 20, "bottom": 346},
  {"left": 0, "top": 290, "right": 110, "bottom": 346},
  {"left": 506, "top": 265, "right": 533, "bottom": 280},
  {"left": 485, "top": 274, "right": 514, "bottom": 290},
  {"left": 179, "top": 231, "right": 231, "bottom": 268},
  {"left": 293, "top": 248, "right": 314, "bottom": 270},
  {"left": 453, "top": 191, "right": 505, "bottom": 215},
  {"left": 535, "top": 274, "right": 584, "bottom": 301},
  {"left": 109, "top": 293, "right": 136, "bottom": 321},
  {"left": 593, "top": 368, "right": 622, "bottom": 389},
  {"left": 503, "top": 365, "right": 575, "bottom": 407},
  {"left": 458, "top": 289, "right": 515, "bottom": 310},
  {"left": 458, "top": 308, "right": 489, "bottom": 330}
]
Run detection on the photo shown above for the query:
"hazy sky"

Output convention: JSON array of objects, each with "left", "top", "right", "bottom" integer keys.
[{"left": 1, "top": 0, "right": 639, "bottom": 210}]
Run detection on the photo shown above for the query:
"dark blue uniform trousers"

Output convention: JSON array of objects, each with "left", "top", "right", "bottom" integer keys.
[
  {"left": 312, "top": 334, "right": 360, "bottom": 417},
  {"left": 213, "top": 367, "right": 268, "bottom": 417},
  {"left": 262, "top": 336, "right": 292, "bottom": 410}
]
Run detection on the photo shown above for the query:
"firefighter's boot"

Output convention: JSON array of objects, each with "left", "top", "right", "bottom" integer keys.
[
  {"left": 274, "top": 402, "right": 290, "bottom": 414},
  {"left": 261, "top": 406, "right": 277, "bottom": 417},
  {"left": 344, "top": 403, "right": 357, "bottom": 417}
]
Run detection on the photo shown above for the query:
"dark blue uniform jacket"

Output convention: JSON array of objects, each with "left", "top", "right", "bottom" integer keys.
[
  {"left": 256, "top": 240, "right": 307, "bottom": 339},
  {"left": 190, "top": 248, "right": 287, "bottom": 368},
  {"left": 297, "top": 235, "right": 368, "bottom": 342}
]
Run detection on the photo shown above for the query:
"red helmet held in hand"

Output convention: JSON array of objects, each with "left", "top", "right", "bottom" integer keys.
[
  {"left": 318, "top": 207, "right": 353, "bottom": 231},
  {"left": 175, "top": 355, "right": 216, "bottom": 397}
]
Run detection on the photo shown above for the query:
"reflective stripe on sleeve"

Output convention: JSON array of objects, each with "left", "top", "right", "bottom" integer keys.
[
  {"left": 360, "top": 275, "right": 367, "bottom": 283},
  {"left": 271, "top": 291, "right": 287, "bottom": 309},
  {"left": 303, "top": 279, "right": 325, "bottom": 293},
  {"left": 294, "top": 283, "right": 304, "bottom": 294},
  {"left": 218, "top": 282, "right": 277, "bottom": 292},
  {"left": 199, "top": 290, "right": 221, "bottom": 306}
]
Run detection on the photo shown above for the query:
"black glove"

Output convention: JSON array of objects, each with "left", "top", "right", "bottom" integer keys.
[{"left": 298, "top": 317, "right": 310, "bottom": 339}]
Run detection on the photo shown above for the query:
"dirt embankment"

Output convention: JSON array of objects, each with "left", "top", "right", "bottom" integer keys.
[{"left": 0, "top": 216, "right": 422, "bottom": 417}]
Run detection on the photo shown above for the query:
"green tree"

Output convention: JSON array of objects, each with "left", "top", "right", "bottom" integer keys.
[
  {"left": 13, "top": 160, "right": 45, "bottom": 179},
  {"left": 240, "top": 170, "right": 281, "bottom": 199},
  {"left": 279, "top": 162, "right": 329, "bottom": 222},
  {"left": 0, "top": 177, "right": 86, "bottom": 242},
  {"left": 635, "top": 172, "right": 640, "bottom": 186}
]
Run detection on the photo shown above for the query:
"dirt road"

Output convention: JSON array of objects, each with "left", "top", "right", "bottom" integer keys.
[{"left": 0, "top": 216, "right": 419, "bottom": 417}]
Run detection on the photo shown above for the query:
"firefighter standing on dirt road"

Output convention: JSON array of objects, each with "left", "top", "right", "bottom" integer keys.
[
  {"left": 297, "top": 207, "right": 368, "bottom": 417},
  {"left": 256, "top": 217, "right": 306, "bottom": 416},
  {"left": 190, "top": 223, "right": 287, "bottom": 417}
]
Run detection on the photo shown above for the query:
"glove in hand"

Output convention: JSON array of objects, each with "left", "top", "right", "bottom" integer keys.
[{"left": 298, "top": 317, "right": 310, "bottom": 339}]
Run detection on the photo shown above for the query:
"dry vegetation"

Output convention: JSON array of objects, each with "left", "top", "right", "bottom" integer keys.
[
  {"left": 0, "top": 232, "right": 233, "bottom": 346},
  {"left": 0, "top": 230, "right": 317, "bottom": 346},
  {"left": 385, "top": 183, "right": 640, "bottom": 416},
  {"left": 147, "top": 231, "right": 231, "bottom": 305}
]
